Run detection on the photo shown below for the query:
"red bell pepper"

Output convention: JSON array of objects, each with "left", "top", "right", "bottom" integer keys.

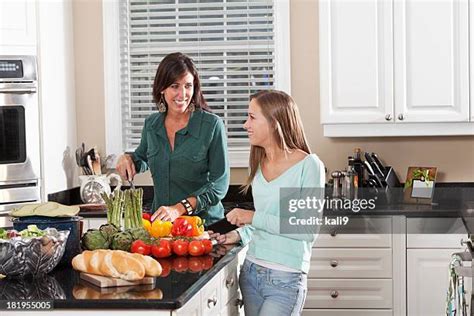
[{"left": 171, "top": 217, "right": 193, "bottom": 237}]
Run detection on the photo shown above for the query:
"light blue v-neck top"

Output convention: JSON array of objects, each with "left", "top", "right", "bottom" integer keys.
[{"left": 237, "top": 154, "right": 325, "bottom": 273}]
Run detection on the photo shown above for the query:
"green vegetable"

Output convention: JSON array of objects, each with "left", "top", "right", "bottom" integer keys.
[
  {"left": 0, "top": 228, "right": 6, "bottom": 239},
  {"left": 128, "top": 227, "right": 150, "bottom": 242},
  {"left": 99, "top": 223, "right": 119, "bottom": 241},
  {"left": 110, "top": 231, "right": 133, "bottom": 252},
  {"left": 81, "top": 229, "right": 110, "bottom": 250},
  {"left": 19, "top": 225, "right": 46, "bottom": 237}
]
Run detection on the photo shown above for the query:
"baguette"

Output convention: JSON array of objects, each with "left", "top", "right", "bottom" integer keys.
[
  {"left": 72, "top": 250, "right": 151, "bottom": 281},
  {"left": 129, "top": 252, "right": 162, "bottom": 277}
]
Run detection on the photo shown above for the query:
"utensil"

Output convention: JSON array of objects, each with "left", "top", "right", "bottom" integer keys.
[
  {"left": 126, "top": 170, "right": 135, "bottom": 189},
  {"left": 363, "top": 161, "right": 382, "bottom": 187},
  {"left": 371, "top": 152, "right": 386, "bottom": 176},
  {"left": 92, "top": 153, "right": 102, "bottom": 175},
  {"left": 87, "top": 155, "right": 94, "bottom": 175},
  {"left": 364, "top": 152, "right": 384, "bottom": 178}
]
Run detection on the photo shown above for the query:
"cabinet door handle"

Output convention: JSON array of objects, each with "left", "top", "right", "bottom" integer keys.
[
  {"left": 385, "top": 114, "right": 392, "bottom": 121},
  {"left": 235, "top": 298, "right": 244, "bottom": 308},
  {"left": 330, "top": 259, "right": 338, "bottom": 267},
  {"left": 226, "top": 277, "right": 235, "bottom": 288},
  {"left": 330, "top": 230, "right": 337, "bottom": 237},
  {"left": 398, "top": 113, "right": 404, "bottom": 121},
  {"left": 207, "top": 297, "right": 218, "bottom": 308},
  {"left": 330, "top": 290, "right": 339, "bottom": 298}
]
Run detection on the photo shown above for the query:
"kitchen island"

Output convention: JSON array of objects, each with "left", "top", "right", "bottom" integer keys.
[{"left": 0, "top": 243, "right": 246, "bottom": 315}]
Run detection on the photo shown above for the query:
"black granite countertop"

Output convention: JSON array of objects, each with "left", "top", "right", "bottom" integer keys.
[{"left": 0, "top": 244, "right": 244, "bottom": 310}]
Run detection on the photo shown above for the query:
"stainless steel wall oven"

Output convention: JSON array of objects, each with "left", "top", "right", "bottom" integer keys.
[{"left": 0, "top": 55, "right": 41, "bottom": 216}]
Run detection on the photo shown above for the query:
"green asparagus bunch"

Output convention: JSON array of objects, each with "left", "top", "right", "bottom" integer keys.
[
  {"left": 101, "top": 190, "right": 125, "bottom": 228},
  {"left": 124, "top": 188, "right": 144, "bottom": 229}
]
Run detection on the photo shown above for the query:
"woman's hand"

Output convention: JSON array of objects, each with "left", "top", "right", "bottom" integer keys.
[
  {"left": 210, "top": 230, "right": 241, "bottom": 245},
  {"left": 116, "top": 154, "right": 136, "bottom": 181},
  {"left": 226, "top": 208, "right": 254, "bottom": 227},
  {"left": 151, "top": 203, "right": 185, "bottom": 222}
]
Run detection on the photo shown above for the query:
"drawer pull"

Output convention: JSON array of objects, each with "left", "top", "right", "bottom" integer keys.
[
  {"left": 330, "top": 290, "right": 339, "bottom": 298},
  {"left": 226, "top": 277, "right": 235, "bottom": 288},
  {"left": 330, "top": 230, "right": 337, "bottom": 237},
  {"left": 235, "top": 298, "right": 244, "bottom": 308},
  {"left": 207, "top": 297, "right": 218, "bottom": 308},
  {"left": 330, "top": 259, "right": 338, "bottom": 267}
]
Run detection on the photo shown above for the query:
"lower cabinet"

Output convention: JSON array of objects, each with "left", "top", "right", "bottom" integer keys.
[
  {"left": 175, "top": 255, "right": 241, "bottom": 316},
  {"left": 407, "top": 249, "right": 459, "bottom": 316}
]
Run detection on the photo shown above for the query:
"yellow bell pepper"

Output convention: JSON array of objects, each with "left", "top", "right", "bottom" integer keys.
[
  {"left": 179, "top": 216, "right": 205, "bottom": 237},
  {"left": 150, "top": 220, "right": 173, "bottom": 238}
]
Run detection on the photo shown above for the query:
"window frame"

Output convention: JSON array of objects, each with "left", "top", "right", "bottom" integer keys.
[{"left": 102, "top": 0, "right": 290, "bottom": 168}]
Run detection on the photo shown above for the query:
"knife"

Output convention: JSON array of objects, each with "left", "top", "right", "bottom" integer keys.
[
  {"left": 364, "top": 152, "right": 384, "bottom": 178},
  {"left": 363, "top": 161, "right": 383, "bottom": 187},
  {"left": 371, "top": 152, "right": 386, "bottom": 176}
]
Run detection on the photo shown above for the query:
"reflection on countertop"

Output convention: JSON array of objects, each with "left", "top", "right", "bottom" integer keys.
[{"left": 0, "top": 244, "right": 244, "bottom": 310}]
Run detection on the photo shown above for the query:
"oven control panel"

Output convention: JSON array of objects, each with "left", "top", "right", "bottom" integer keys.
[{"left": 0, "top": 60, "right": 24, "bottom": 79}]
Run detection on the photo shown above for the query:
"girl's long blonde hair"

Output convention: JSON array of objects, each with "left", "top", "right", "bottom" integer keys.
[{"left": 242, "top": 90, "right": 311, "bottom": 193}]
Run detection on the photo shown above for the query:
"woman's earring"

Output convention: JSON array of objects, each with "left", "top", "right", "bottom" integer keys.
[
  {"left": 158, "top": 94, "right": 167, "bottom": 113},
  {"left": 188, "top": 101, "right": 195, "bottom": 112}
]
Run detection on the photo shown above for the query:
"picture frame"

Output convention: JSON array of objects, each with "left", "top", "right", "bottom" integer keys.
[{"left": 403, "top": 167, "right": 437, "bottom": 204}]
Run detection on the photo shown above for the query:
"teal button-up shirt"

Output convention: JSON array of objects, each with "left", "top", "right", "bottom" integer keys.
[{"left": 131, "top": 110, "right": 230, "bottom": 226}]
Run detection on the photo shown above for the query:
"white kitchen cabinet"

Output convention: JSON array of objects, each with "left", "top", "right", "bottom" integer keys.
[
  {"left": 305, "top": 278, "right": 392, "bottom": 309},
  {"left": 393, "top": 0, "right": 469, "bottom": 123},
  {"left": 0, "top": 0, "right": 37, "bottom": 54},
  {"left": 407, "top": 248, "right": 470, "bottom": 316},
  {"left": 319, "top": 0, "right": 393, "bottom": 124},
  {"left": 320, "top": 0, "right": 473, "bottom": 136}
]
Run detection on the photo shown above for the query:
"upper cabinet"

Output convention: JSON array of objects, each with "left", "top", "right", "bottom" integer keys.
[
  {"left": 0, "top": 0, "right": 37, "bottom": 55},
  {"left": 320, "top": 0, "right": 473, "bottom": 136}
]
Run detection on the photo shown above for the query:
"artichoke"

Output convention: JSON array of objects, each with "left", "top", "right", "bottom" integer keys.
[
  {"left": 128, "top": 227, "right": 150, "bottom": 241},
  {"left": 110, "top": 231, "right": 133, "bottom": 252},
  {"left": 99, "top": 223, "right": 119, "bottom": 241},
  {"left": 81, "top": 229, "right": 109, "bottom": 250}
]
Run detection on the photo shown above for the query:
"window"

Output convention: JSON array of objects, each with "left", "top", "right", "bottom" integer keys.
[{"left": 104, "top": 0, "right": 290, "bottom": 167}]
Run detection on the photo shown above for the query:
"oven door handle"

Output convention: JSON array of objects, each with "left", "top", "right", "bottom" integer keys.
[{"left": 0, "top": 87, "right": 37, "bottom": 94}]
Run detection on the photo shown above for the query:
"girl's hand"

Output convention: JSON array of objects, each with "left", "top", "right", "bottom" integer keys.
[
  {"left": 116, "top": 154, "right": 136, "bottom": 181},
  {"left": 151, "top": 203, "right": 184, "bottom": 222},
  {"left": 212, "top": 230, "right": 241, "bottom": 245},
  {"left": 226, "top": 208, "right": 254, "bottom": 227}
]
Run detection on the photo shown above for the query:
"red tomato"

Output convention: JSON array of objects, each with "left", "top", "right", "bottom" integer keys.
[
  {"left": 188, "top": 240, "right": 205, "bottom": 256},
  {"left": 201, "top": 239, "right": 213, "bottom": 254},
  {"left": 157, "top": 258, "right": 172, "bottom": 277},
  {"left": 151, "top": 239, "right": 172, "bottom": 258},
  {"left": 188, "top": 257, "right": 203, "bottom": 273},
  {"left": 172, "top": 257, "right": 189, "bottom": 273},
  {"left": 172, "top": 239, "right": 189, "bottom": 256},
  {"left": 201, "top": 255, "right": 214, "bottom": 270},
  {"left": 142, "top": 213, "right": 151, "bottom": 221},
  {"left": 130, "top": 240, "right": 151, "bottom": 255}
]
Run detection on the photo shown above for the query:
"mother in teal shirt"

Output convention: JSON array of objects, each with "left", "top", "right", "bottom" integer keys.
[{"left": 116, "top": 52, "right": 230, "bottom": 226}]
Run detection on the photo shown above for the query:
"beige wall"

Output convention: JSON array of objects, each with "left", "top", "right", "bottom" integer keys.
[{"left": 73, "top": 0, "right": 474, "bottom": 185}]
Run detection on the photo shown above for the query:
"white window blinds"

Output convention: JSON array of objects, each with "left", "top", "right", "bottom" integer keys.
[{"left": 119, "top": 0, "right": 276, "bottom": 152}]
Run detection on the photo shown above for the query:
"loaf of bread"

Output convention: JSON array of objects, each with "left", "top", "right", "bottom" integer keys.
[{"left": 72, "top": 250, "right": 161, "bottom": 280}]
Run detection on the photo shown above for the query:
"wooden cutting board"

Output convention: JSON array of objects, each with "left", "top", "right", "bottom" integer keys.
[{"left": 80, "top": 272, "right": 155, "bottom": 288}]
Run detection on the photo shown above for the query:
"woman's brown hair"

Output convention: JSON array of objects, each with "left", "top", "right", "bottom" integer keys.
[
  {"left": 152, "top": 52, "right": 209, "bottom": 111},
  {"left": 242, "top": 90, "right": 311, "bottom": 193}
]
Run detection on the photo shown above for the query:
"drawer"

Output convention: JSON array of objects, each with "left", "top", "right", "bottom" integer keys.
[
  {"left": 314, "top": 217, "right": 392, "bottom": 248},
  {"left": 219, "top": 294, "right": 240, "bottom": 316},
  {"left": 221, "top": 257, "right": 238, "bottom": 306},
  {"left": 304, "top": 279, "right": 392, "bottom": 309},
  {"left": 302, "top": 309, "right": 392, "bottom": 316},
  {"left": 201, "top": 273, "right": 221, "bottom": 316},
  {"left": 309, "top": 248, "right": 392, "bottom": 278}
]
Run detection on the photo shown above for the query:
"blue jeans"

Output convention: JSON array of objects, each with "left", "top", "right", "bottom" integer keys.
[{"left": 239, "top": 259, "right": 307, "bottom": 316}]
